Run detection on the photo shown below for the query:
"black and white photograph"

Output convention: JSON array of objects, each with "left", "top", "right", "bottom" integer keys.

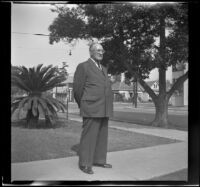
[{"left": 7, "top": 1, "right": 195, "bottom": 185}]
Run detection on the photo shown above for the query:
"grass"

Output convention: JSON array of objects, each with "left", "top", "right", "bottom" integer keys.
[
  {"left": 67, "top": 103, "right": 188, "bottom": 131},
  {"left": 111, "top": 111, "right": 188, "bottom": 131},
  {"left": 149, "top": 168, "right": 188, "bottom": 181},
  {"left": 11, "top": 119, "right": 180, "bottom": 163}
]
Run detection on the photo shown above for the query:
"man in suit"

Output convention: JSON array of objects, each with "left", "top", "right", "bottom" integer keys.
[{"left": 73, "top": 43, "right": 113, "bottom": 174}]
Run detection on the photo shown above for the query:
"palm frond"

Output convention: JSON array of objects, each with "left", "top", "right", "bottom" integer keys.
[
  {"left": 12, "top": 96, "right": 27, "bottom": 103},
  {"left": 41, "top": 67, "right": 57, "bottom": 84},
  {"left": 36, "top": 65, "right": 53, "bottom": 90},
  {"left": 11, "top": 100, "right": 21, "bottom": 116},
  {"left": 11, "top": 105, "right": 19, "bottom": 116},
  {"left": 36, "top": 64, "right": 43, "bottom": 73},
  {"left": 11, "top": 96, "right": 27, "bottom": 112},
  {"left": 11, "top": 75, "right": 31, "bottom": 92},
  {"left": 17, "top": 97, "right": 29, "bottom": 113},
  {"left": 29, "top": 68, "right": 39, "bottom": 90},
  {"left": 20, "top": 66, "right": 30, "bottom": 82},
  {"left": 40, "top": 65, "right": 53, "bottom": 77},
  {"left": 45, "top": 97, "right": 61, "bottom": 112},
  {"left": 37, "top": 97, "right": 48, "bottom": 112},
  {"left": 38, "top": 97, "right": 60, "bottom": 118},
  {"left": 44, "top": 97, "right": 58, "bottom": 111},
  {"left": 26, "top": 97, "right": 34, "bottom": 111},
  {"left": 45, "top": 104, "right": 54, "bottom": 117},
  {"left": 32, "top": 97, "right": 38, "bottom": 116},
  {"left": 46, "top": 102, "right": 58, "bottom": 117},
  {"left": 51, "top": 97, "right": 67, "bottom": 112},
  {"left": 41, "top": 76, "right": 66, "bottom": 91},
  {"left": 15, "top": 97, "right": 29, "bottom": 119},
  {"left": 37, "top": 103, "right": 45, "bottom": 116}
]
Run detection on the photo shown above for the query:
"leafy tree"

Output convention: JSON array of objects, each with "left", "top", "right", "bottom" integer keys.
[
  {"left": 48, "top": 3, "right": 188, "bottom": 127},
  {"left": 11, "top": 64, "right": 67, "bottom": 127}
]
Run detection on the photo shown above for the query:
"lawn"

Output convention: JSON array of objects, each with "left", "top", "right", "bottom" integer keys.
[
  {"left": 11, "top": 119, "right": 179, "bottom": 163},
  {"left": 67, "top": 103, "right": 188, "bottom": 131},
  {"left": 149, "top": 168, "right": 188, "bottom": 181},
  {"left": 111, "top": 111, "right": 188, "bottom": 131}
]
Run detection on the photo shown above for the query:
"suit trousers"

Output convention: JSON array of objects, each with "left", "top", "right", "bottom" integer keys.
[{"left": 78, "top": 117, "right": 109, "bottom": 167}]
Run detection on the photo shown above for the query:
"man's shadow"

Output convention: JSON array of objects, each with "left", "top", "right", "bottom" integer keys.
[{"left": 71, "top": 144, "right": 79, "bottom": 155}]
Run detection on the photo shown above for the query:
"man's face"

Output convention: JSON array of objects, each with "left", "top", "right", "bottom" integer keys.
[{"left": 90, "top": 44, "right": 105, "bottom": 61}]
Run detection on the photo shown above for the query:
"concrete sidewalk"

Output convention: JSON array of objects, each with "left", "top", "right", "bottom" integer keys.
[
  {"left": 11, "top": 142, "right": 187, "bottom": 181},
  {"left": 11, "top": 116, "right": 188, "bottom": 181}
]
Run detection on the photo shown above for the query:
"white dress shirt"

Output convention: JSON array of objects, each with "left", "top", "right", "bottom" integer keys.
[{"left": 90, "top": 58, "right": 102, "bottom": 70}]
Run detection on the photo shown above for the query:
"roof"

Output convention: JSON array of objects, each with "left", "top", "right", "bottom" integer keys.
[
  {"left": 112, "top": 82, "right": 132, "bottom": 91},
  {"left": 146, "top": 80, "right": 158, "bottom": 87},
  {"left": 112, "top": 80, "right": 172, "bottom": 92},
  {"left": 144, "top": 80, "right": 171, "bottom": 91},
  {"left": 112, "top": 82, "right": 143, "bottom": 92}
]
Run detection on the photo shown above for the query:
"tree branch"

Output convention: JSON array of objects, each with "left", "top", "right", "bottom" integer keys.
[
  {"left": 167, "top": 71, "right": 188, "bottom": 98},
  {"left": 123, "top": 60, "right": 157, "bottom": 100},
  {"left": 138, "top": 79, "right": 158, "bottom": 101}
]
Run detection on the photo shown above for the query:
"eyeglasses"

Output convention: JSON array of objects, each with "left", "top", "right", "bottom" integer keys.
[{"left": 95, "top": 49, "right": 105, "bottom": 54}]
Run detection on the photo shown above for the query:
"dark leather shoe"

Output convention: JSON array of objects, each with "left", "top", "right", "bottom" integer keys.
[
  {"left": 79, "top": 165, "right": 94, "bottom": 174},
  {"left": 93, "top": 163, "right": 112, "bottom": 168}
]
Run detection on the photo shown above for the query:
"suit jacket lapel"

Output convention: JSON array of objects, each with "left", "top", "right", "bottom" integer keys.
[
  {"left": 102, "top": 66, "right": 107, "bottom": 77},
  {"left": 88, "top": 58, "right": 105, "bottom": 78}
]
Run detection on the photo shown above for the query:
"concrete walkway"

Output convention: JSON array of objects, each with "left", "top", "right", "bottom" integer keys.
[{"left": 11, "top": 116, "right": 188, "bottom": 181}]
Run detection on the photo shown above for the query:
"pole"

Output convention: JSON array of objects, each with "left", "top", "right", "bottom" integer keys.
[
  {"left": 135, "top": 78, "right": 138, "bottom": 108},
  {"left": 65, "top": 87, "right": 69, "bottom": 121},
  {"left": 66, "top": 95, "right": 68, "bottom": 120},
  {"left": 132, "top": 78, "right": 138, "bottom": 108},
  {"left": 132, "top": 81, "right": 135, "bottom": 106}
]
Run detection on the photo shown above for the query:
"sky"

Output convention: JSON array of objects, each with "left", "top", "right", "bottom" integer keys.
[{"left": 11, "top": 3, "right": 172, "bottom": 81}]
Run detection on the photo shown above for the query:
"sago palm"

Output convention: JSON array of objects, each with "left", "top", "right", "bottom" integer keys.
[{"left": 11, "top": 64, "right": 67, "bottom": 127}]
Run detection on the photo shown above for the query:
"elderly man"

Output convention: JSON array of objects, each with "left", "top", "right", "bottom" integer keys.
[{"left": 73, "top": 43, "right": 113, "bottom": 174}]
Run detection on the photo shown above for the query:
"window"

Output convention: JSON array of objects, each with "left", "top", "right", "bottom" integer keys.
[{"left": 153, "top": 83, "right": 158, "bottom": 89}]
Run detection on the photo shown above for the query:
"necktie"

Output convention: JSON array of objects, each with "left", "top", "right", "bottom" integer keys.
[{"left": 97, "top": 62, "right": 101, "bottom": 69}]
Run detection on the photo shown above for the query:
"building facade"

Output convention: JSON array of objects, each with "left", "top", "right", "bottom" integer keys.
[
  {"left": 171, "top": 63, "right": 188, "bottom": 106},
  {"left": 52, "top": 76, "right": 74, "bottom": 102}
]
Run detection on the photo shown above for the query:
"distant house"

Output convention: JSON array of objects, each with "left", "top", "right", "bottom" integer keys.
[
  {"left": 111, "top": 79, "right": 172, "bottom": 102},
  {"left": 111, "top": 81, "right": 145, "bottom": 102},
  {"left": 52, "top": 76, "right": 74, "bottom": 102},
  {"left": 171, "top": 63, "right": 188, "bottom": 106},
  {"left": 145, "top": 80, "right": 172, "bottom": 102},
  {"left": 146, "top": 81, "right": 159, "bottom": 94}
]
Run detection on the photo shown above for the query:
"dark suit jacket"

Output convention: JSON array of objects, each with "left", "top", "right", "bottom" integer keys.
[{"left": 73, "top": 58, "right": 113, "bottom": 117}]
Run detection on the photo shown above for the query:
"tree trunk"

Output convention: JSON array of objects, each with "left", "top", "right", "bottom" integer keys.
[
  {"left": 134, "top": 93, "right": 138, "bottom": 108},
  {"left": 151, "top": 97, "right": 169, "bottom": 128},
  {"left": 26, "top": 109, "right": 39, "bottom": 128},
  {"left": 151, "top": 13, "right": 169, "bottom": 128}
]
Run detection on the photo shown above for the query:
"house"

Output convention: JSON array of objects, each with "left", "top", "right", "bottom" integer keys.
[
  {"left": 52, "top": 75, "right": 74, "bottom": 102},
  {"left": 111, "top": 79, "right": 171, "bottom": 102},
  {"left": 145, "top": 80, "right": 172, "bottom": 102},
  {"left": 171, "top": 63, "right": 188, "bottom": 106},
  {"left": 111, "top": 81, "right": 146, "bottom": 102}
]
